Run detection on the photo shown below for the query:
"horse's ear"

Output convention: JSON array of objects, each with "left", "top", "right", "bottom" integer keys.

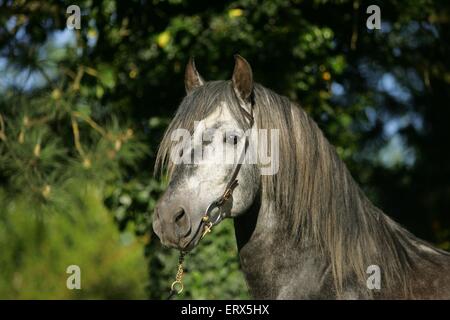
[
  {"left": 185, "top": 57, "right": 205, "bottom": 93},
  {"left": 231, "top": 54, "right": 253, "bottom": 105}
]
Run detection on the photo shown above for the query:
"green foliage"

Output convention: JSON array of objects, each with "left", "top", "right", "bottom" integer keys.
[{"left": 0, "top": 184, "right": 147, "bottom": 299}]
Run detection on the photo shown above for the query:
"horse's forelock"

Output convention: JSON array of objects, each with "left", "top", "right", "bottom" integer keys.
[{"left": 155, "top": 81, "right": 251, "bottom": 177}]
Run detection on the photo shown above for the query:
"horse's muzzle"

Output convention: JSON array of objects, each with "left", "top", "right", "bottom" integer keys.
[{"left": 153, "top": 201, "right": 195, "bottom": 250}]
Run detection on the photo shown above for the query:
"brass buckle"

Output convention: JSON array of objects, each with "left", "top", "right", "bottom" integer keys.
[{"left": 201, "top": 221, "right": 213, "bottom": 239}]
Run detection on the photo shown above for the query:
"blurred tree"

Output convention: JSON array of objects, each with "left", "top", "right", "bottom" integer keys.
[
  {"left": 0, "top": 184, "right": 148, "bottom": 299},
  {"left": 0, "top": 0, "right": 449, "bottom": 299}
]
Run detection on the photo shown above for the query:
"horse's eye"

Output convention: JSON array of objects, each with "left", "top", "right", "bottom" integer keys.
[{"left": 224, "top": 133, "right": 239, "bottom": 145}]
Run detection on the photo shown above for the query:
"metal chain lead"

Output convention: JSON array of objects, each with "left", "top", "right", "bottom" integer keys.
[
  {"left": 167, "top": 157, "right": 241, "bottom": 298},
  {"left": 167, "top": 213, "right": 218, "bottom": 300},
  {"left": 167, "top": 251, "right": 186, "bottom": 299}
]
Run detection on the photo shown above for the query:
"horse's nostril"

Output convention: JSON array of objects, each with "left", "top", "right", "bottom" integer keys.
[
  {"left": 173, "top": 207, "right": 191, "bottom": 240},
  {"left": 174, "top": 208, "right": 185, "bottom": 223}
]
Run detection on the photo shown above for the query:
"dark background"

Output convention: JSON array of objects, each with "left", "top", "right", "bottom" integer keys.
[{"left": 0, "top": 0, "right": 448, "bottom": 299}]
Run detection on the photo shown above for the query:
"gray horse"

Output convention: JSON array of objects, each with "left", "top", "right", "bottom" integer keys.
[{"left": 153, "top": 55, "right": 450, "bottom": 299}]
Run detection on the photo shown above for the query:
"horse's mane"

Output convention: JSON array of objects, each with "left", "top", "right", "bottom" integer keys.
[{"left": 155, "top": 80, "right": 423, "bottom": 296}]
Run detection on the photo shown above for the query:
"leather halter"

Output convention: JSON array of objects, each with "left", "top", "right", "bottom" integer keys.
[
  {"left": 167, "top": 93, "right": 254, "bottom": 299},
  {"left": 190, "top": 101, "right": 254, "bottom": 243}
]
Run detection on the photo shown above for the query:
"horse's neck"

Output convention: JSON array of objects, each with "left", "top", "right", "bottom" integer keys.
[
  {"left": 233, "top": 197, "right": 340, "bottom": 299},
  {"left": 233, "top": 190, "right": 450, "bottom": 300}
]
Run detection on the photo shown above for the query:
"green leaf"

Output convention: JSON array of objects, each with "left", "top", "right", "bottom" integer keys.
[{"left": 98, "top": 64, "right": 116, "bottom": 89}]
